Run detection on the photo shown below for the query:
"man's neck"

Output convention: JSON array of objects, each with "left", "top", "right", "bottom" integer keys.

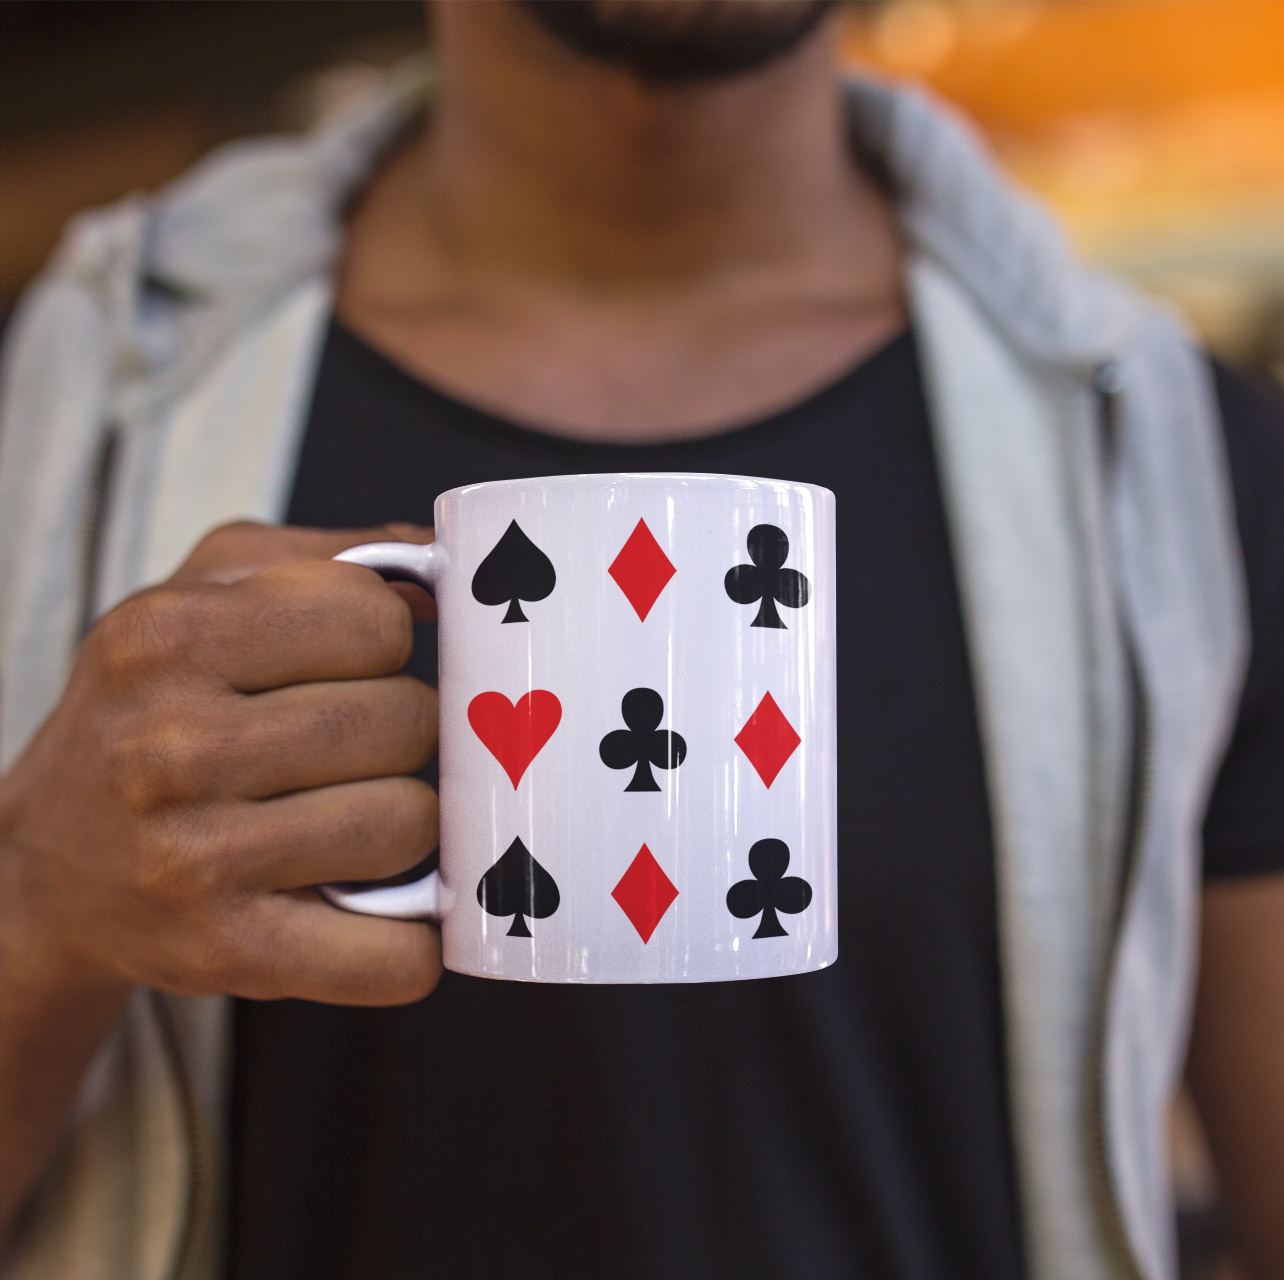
[
  {"left": 337, "top": 2, "right": 906, "bottom": 441},
  {"left": 418, "top": 2, "right": 871, "bottom": 292}
]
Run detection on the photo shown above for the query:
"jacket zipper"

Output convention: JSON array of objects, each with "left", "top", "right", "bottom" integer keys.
[
  {"left": 1088, "top": 365, "right": 1151, "bottom": 1279},
  {"left": 78, "top": 430, "right": 207, "bottom": 1280},
  {"left": 76, "top": 427, "right": 119, "bottom": 645}
]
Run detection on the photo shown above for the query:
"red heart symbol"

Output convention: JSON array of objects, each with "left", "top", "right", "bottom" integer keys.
[{"left": 468, "top": 690, "right": 562, "bottom": 788}]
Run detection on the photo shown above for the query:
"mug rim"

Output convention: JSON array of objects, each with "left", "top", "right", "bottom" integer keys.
[{"left": 440, "top": 472, "right": 836, "bottom": 505}]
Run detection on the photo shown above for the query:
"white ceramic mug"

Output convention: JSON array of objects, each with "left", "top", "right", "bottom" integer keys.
[{"left": 322, "top": 473, "right": 837, "bottom": 983}]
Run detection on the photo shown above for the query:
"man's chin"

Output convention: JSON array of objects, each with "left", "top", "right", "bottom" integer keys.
[{"left": 514, "top": 0, "right": 838, "bottom": 85}]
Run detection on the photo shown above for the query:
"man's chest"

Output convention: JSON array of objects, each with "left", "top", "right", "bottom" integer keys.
[
  {"left": 290, "top": 315, "right": 1002, "bottom": 1017},
  {"left": 231, "top": 317, "right": 1025, "bottom": 1280}
]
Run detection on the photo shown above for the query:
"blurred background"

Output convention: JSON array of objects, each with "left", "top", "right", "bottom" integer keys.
[
  {"left": 3, "top": 0, "right": 1283, "bottom": 390},
  {"left": 1, "top": 3, "right": 1278, "bottom": 1277}
]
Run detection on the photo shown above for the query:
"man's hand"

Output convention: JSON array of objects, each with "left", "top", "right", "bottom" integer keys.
[
  {"left": 0, "top": 520, "right": 443, "bottom": 1246},
  {"left": 0, "top": 520, "right": 444, "bottom": 1008}
]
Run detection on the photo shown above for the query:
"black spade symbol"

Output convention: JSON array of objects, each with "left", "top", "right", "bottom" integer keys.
[
  {"left": 726, "top": 838, "right": 812, "bottom": 938},
  {"left": 598, "top": 688, "right": 687, "bottom": 792},
  {"left": 724, "top": 524, "right": 811, "bottom": 629},
  {"left": 472, "top": 521, "right": 557, "bottom": 623},
  {"left": 476, "top": 837, "right": 560, "bottom": 937}
]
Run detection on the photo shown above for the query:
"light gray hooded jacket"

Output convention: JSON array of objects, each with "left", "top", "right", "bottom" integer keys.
[{"left": 0, "top": 69, "right": 1248, "bottom": 1280}]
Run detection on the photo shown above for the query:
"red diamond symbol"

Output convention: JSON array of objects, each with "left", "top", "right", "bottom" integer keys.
[
  {"left": 735, "top": 692, "right": 801, "bottom": 788},
  {"left": 612, "top": 843, "right": 679, "bottom": 943},
  {"left": 608, "top": 519, "right": 675, "bottom": 621}
]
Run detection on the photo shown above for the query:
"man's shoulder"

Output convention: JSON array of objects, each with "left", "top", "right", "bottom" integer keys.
[{"left": 8, "top": 67, "right": 424, "bottom": 344}]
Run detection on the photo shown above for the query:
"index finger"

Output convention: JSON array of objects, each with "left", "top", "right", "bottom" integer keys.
[
  {"left": 211, "top": 559, "right": 418, "bottom": 692},
  {"left": 171, "top": 521, "right": 435, "bottom": 587}
]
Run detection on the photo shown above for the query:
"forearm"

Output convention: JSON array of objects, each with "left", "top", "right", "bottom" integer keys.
[{"left": 0, "top": 831, "right": 131, "bottom": 1250}]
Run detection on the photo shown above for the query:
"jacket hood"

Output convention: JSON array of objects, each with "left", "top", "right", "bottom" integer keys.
[{"left": 51, "top": 63, "right": 1145, "bottom": 412}]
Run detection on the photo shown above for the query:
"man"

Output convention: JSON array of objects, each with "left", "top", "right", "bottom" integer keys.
[{"left": 1, "top": 3, "right": 1282, "bottom": 1277}]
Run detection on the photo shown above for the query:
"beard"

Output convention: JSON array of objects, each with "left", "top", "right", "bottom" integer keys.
[{"left": 514, "top": 0, "right": 839, "bottom": 85}]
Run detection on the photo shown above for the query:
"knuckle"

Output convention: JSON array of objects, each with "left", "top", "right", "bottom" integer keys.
[
  {"left": 363, "top": 587, "right": 414, "bottom": 669},
  {"left": 330, "top": 779, "right": 436, "bottom": 864},
  {"left": 132, "top": 819, "right": 207, "bottom": 912},
  {"left": 395, "top": 678, "right": 438, "bottom": 754},
  {"left": 389, "top": 932, "right": 442, "bottom": 1004},
  {"left": 357, "top": 944, "right": 439, "bottom": 1008},
  {"left": 246, "top": 561, "right": 413, "bottom": 670},
  {"left": 279, "top": 562, "right": 419, "bottom": 666},
  {"left": 203, "top": 519, "right": 265, "bottom": 547},
  {"left": 191, "top": 521, "right": 265, "bottom": 566},
  {"left": 308, "top": 689, "right": 376, "bottom": 748},
  {"left": 92, "top": 591, "right": 205, "bottom": 685},
  {"left": 379, "top": 779, "right": 439, "bottom": 861},
  {"left": 246, "top": 557, "right": 332, "bottom": 598},
  {"left": 177, "top": 521, "right": 269, "bottom": 586},
  {"left": 200, "top": 932, "right": 253, "bottom": 995},
  {"left": 198, "top": 907, "right": 264, "bottom": 994},
  {"left": 132, "top": 834, "right": 188, "bottom": 908},
  {"left": 109, "top": 715, "right": 213, "bottom": 812},
  {"left": 322, "top": 790, "right": 385, "bottom": 854},
  {"left": 395, "top": 777, "right": 439, "bottom": 836}
]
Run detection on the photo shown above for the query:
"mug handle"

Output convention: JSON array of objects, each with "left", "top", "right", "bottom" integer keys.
[{"left": 317, "top": 540, "right": 446, "bottom": 920}]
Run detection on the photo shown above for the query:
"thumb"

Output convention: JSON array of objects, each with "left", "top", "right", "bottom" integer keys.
[{"left": 171, "top": 520, "right": 436, "bottom": 587}]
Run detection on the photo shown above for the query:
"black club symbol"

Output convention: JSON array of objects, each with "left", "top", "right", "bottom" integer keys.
[
  {"left": 599, "top": 688, "right": 687, "bottom": 792},
  {"left": 724, "top": 525, "right": 811, "bottom": 629},
  {"left": 726, "top": 838, "right": 813, "bottom": 938}
]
